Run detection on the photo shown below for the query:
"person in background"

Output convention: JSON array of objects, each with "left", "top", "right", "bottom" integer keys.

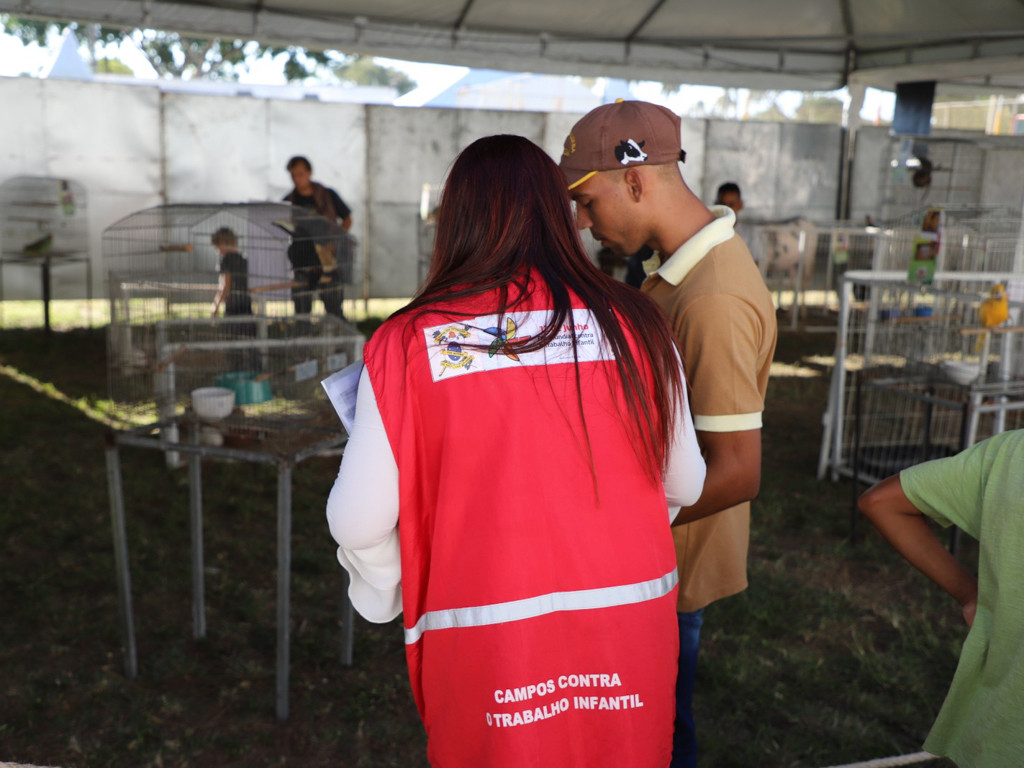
[
  {"left": 858, "top": 430, "right": 1024, "bottom": 768},
  {"left": 714, "top": 182, "right": 744, "bottom": 215},
  {"left": 562, "top": 101, "right": 777, "bottom": 768},
  {"left": 210, "top": 226, "right": 251, "bottom": 319},
  {"left": 624, "top": 245, "right": 656, "bottom": 289},
  {"left": 714, "top": 182, "right": 766, "bottom": 265},
  {"left": 326, "top": 134, "right": 707, "bottom": 767},
  {"left": 283, "top": 155, "right": 352, "bottom": 318},
  {"left": 210, "top": 226, "right": 254, "bottom": 371}
]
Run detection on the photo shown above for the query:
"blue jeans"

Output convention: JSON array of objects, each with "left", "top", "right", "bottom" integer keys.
[{"left": 671, "top": 608, "right": 704, "bottom": 768}]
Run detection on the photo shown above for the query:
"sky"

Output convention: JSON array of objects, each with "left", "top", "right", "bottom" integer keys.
[{"left": 0, "top": 26, "right": 895, "bottom": 121}]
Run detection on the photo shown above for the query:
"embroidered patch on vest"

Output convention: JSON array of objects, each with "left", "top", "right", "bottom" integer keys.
[{"left": 423, "top": 310, "right": 613, "bottom": 382}]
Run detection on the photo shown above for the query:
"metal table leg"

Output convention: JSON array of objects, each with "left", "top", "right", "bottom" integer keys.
[
  {"left": 42, "top": 255, "right": 52, "bottom": 336},
  {"left": 276, "top": 464, "right": 292, "bottom": 721},
  {"left": 188, "top": 423, "right": 206, "bottom": 639},
  {"left": 104, "top": 434, "right": 137, "bottom": 679}
]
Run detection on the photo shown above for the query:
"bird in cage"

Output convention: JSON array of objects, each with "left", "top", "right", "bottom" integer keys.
[
  {"left": 980, "top": 283, "right": 1009, "bottom": 329},
  {"left": 976, "top": 282, "right": 1010, "bottom": 351},
  {"left": 23, "top": 232, "right": 53, "bottom": 255}
]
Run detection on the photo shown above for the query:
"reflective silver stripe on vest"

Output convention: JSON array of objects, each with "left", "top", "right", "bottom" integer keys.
[{"left": 404, "top": 568, "right": 678, "bottom": 645}]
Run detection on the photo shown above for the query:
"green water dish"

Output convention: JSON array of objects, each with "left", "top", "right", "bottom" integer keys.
[{"left": 215, "top": 372, "right": 272, "bottom": 405}]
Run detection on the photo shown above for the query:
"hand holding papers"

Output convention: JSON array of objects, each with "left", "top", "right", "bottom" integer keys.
[{"left": 321, "top": 361, "right": 363, "bottom": 435}]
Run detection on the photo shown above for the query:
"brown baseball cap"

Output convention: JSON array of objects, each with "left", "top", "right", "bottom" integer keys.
[{"left": 560, "top": 100, "right": 685, "bottom": 190}]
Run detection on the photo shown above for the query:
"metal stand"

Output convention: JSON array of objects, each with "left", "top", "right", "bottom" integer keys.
[
  {"left": 104, "top": 420, "right": 355, "bottom": 720},
  {"left": 104, "top": 432, "right": 137, "bottom": 679},
  {"left": 0, "top": 251, "right": 92, "bottom": 333}
]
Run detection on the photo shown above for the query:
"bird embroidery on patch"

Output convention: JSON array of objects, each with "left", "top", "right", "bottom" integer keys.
[{"left": 483, "top": 317, "right": 525, "bottom": 361}]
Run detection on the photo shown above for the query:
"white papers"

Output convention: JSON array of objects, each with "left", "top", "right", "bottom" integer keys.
[{"left": 321, "top": 360, "right": 363, "bottom": 434}]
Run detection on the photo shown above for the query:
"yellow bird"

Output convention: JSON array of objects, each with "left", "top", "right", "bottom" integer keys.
[
  {"left": 979, "top": 283, "right": 1009, "bottom": 329},
  {"left": 976, "top": 283, "right": 1009, "bottom": 352}
]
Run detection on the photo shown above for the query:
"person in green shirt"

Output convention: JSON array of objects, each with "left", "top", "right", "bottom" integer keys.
[{"left": 858, "top": 429, "right": 1024, "bottom": 768}]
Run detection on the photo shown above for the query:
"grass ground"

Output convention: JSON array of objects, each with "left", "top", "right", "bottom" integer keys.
[{"left": 0, "top": 306, "right": 967, "bottom": 767}]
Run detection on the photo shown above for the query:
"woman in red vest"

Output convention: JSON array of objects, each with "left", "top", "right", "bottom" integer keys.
[{"left": 327, "top": 135, "right": 706, "bottom": 767}]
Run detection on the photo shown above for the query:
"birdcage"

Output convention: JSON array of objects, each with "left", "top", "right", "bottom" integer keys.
[
  {"left": 0, "top": 175, "right": 90, "bottom": 329},
  {"left": 869, "top": 204, "right": 1022, "bottom": 276},
  {"left": 812, "top": 221, "right": 882, "bottom": 305},
  {"left": 818, "top": 266, "right": 1024, "bottom": 483},
  {"left": 104, "top": 202, "right": 359, "bottom": 324},
  {"left": 103, "top": 202, "right": 364, "bottom": 451}
]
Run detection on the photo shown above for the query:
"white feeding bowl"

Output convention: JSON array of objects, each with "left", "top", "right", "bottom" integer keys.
[
  {"left": 940, "top": 360, "right": 979, "bottom": 386},
  {"left": 191, "top": 386, "right": 236, "bottom": 420}
]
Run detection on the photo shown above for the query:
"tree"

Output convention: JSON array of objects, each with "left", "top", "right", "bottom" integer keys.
[
  {"left": 330, "top": 55, "right": 416, "bottom": 95},
  {"left": 792, "top": 94, "right": 844, "bottom": 124},
  {"left": 0, "top": 15, "right": 417, "bottom": 92},
  {"left": 95, "top": 57, "right": 134, "bottom": 76}
]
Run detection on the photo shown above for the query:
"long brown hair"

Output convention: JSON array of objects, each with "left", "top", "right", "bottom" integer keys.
[{"left": 396, "top": 134, "right": 682, "bottom": 481}]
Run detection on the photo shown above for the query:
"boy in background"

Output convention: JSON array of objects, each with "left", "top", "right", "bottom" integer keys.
[
  {"left": 211, "top": 226, "right": 252, "bottom": 318},
  {"left": 210, "top": 226, "right": 255, "bottom": 371}
]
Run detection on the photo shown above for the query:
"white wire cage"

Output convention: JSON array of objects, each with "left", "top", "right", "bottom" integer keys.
[
  {"left": 815, "top": 221, "right": 882, "bottom": 301},
  {"left": 848, "top": 367, "right": 1024, "bottom": 488},
  {"left": 0, "top": 175, "right": 88, "bottom": 258},
  {"left": 104, "top": 202, "right": 359, "bottom": 324},
  {"left": 869, "top": 204, "right": 1022, "bottom": 275},
  {"left": 819, "top": 266, "right": 1024, "bottom": 483},
  {"left": 103, "top": 203, "right": 364, "bottom": 449},
  {"left": 0, "top": 175, "right": 91, "bottom": 327}
]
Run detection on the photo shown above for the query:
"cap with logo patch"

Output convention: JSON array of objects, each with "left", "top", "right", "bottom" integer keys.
[{"left": 560, "top": 100, "right": 686, "bottom": 190}]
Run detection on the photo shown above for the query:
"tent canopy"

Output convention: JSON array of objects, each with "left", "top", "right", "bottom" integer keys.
[{"left": 7, "top": 0, "right": 1024, "bottom": 92}]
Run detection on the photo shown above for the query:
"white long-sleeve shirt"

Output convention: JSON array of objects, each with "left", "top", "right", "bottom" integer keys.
[{"left": 326, "top": 359, "right": 706, "bottom": 623}]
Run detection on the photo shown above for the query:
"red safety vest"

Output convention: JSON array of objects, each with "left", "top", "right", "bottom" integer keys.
[{"left": 363, "top": 279, "right": 679, "bottom": 767}]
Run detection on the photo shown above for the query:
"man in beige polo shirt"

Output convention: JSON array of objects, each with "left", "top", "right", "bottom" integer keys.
[{"left": 561, "top": 100, "right": 777, "bottom": 768}]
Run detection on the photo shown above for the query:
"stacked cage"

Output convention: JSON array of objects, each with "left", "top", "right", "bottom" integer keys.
[
  {"left": 819, "top": 258, "right": 1024, "bottom": 484},
  {"left": 0, "top": 176, "right": 88, "bottom": 258},
  {"left": 0, "top": 175, "right": 90, "bottom": 320},
  {"left": 813, "top": 221, "right": 881, "bottom": 303},
  {"left": 104, "top": 203, "right": 364, "bottom": 451},
  {"left": 870, "top": 204, "right": 1021, "bottom": 274}
]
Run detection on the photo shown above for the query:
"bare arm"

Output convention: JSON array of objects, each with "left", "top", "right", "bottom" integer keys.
[
  {"left": 858, "top": 475, "right": 978, "bottom": 626},
  {"left": 671, "top": 428, "right": 761, "bottom": 526},
  {"left": 212, "top": 272, "right": 230, "bottom": 317}
]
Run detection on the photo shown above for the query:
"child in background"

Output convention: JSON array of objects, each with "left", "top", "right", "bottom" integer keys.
[
  {"left": 211, "top": 227, "right": 252, "bottom": 318},
  {"left": 210, "top": 227, "right": 255, "bottom": 371}
]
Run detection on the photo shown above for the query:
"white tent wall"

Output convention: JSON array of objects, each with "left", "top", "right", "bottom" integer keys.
[
  {"left": 979, "top": 140, "right": 1024, "bottom": 212},
  {"left": 0, "top": 78, "right": 163, "bottom": 303},
  {"left": 847, "top": 126, "right": 1024, "bottom": 225},
  {"left": 848, "top": 126, "right": 889, "bottom": 225},
  {"left": 161, "top": 93, "right": 368, "bottom": 234},
  {"left": 5, "top": 75, "right": 1022, "bottom": 302},
  {"left": 163, "top": 93, "right": 271, "bottom": 202},
  {"left": 365, "top": 105, "right": 547, "bottom": 296}
]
